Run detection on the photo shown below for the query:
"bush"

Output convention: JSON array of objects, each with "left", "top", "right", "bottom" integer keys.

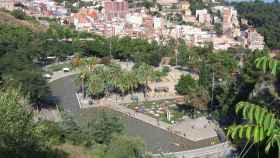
[
  {"left": 11, "top": 9, "right": 26, "bottom": 20},
  {"left": 175, "top": 75, "right": 197, "bottom": 95},
  {"left": 161, "top": 66, "right": 170, "bottom": 75}
]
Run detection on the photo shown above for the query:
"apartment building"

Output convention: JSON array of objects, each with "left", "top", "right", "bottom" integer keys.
[
  {"left": 0, "top": 0, "right": 16, "bottom": 11},
  {"left": 103, "top": 0, "right": 129, "bottom": 20},
  {"left": 246, "top": 28, "right": 265, "bottom": 50}
]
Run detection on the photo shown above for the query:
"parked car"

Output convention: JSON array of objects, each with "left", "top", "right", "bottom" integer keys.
[
  {"left": 43, "top": 73, "right": 52, "bottom": 79},
  {"left": 63, "top": 67, "right": 70, "bottom": 72}
]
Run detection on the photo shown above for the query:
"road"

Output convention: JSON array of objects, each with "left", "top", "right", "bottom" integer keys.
[{"left": 49, "top": 74, "right": 80, "bottom": 113}]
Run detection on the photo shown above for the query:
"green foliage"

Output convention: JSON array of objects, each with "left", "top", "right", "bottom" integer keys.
[
  {"left": 214, "top": 23, "right": 223, "bottom": 35},
  {"left": 76, "top": 62, "right": 153, "bottom": 98},
  {"left": 143, "top": 0, "right": 154, "bottom": 9},
  {"left": 35, "top": 121, "right": 62, "bottom": 145},
  {"left": 11, "top": 9, "right": 27, "bottom": 20},
  {"left": 189, "top": 0, "right": 206, "bottom": 15},
  {"left": 234, "top": 2, "right": 280, "bottom": 48},
  {"left": 227, "top": 102, "right": 280, "bottom": 153},
  {"left": 177, "top": 40, "right": 189, "bottom": 66},
  {"left": 87, "top": 110, "right": 124, "bottom": 144},
  {"left": 0, "top": 24, "right": 50, "bottom": 103},
  {"left": 104, "top": 135, "right": 145, "bottom": 158},
  {"left": 0, "top": 89, "right": 59, "bottom": 158},
  {"left": 255, "top": 56, "right": 280, "bottom": 76},
  {"left": 59, "top": 113, "right": 86, "bottom": 145},
  {"left": 111, "top": 37, "right": 167, "bottom": 66},
  {"left": 176, "top": 75, "right": 197, "bottom": 95}
]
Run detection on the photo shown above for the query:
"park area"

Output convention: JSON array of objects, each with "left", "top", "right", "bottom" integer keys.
[{"left": 126, "top": 100, "right": 185, "bottom": 124}]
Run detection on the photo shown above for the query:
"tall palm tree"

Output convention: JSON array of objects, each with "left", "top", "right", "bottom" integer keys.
[
  {"left": 135, "top": 63, "right": 155, "bottom": 98},
  {"left": 116, "top": 72, "right": 139, "bottom": 96},
  {"left": 74, "top": 57, "right": 98, "bottom": 98},
  {"left": 82, "top": 57, "right": 98, "bottom": 72},
  {"left": 227, "top": 102, "right": 280, "bottom": 158},
  {"left": 77, "top": 67, "right": 90, "bottom": 98},
  {"left": 86, "top": 75, "right": 105, "bottom": 98}
]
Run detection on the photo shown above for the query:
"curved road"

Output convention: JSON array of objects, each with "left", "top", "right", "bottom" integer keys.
[{"left": 49, "top": 74, "right": 80, "bottom": 113}]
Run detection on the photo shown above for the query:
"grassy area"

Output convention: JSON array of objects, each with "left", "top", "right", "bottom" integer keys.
[
  {"left": 126, "top": 100, "right": 185, "bottom": 124},
  {"left": 47, "top": 62, "right": 72, "bottom": 72}
]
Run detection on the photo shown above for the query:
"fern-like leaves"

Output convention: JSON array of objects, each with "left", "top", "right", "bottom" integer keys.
[
  {"left": 227, "top": 102, "right": 280, "bottom": 153},
  {"left": 255, "top": 56, "right": 279, "bottom": 76}
]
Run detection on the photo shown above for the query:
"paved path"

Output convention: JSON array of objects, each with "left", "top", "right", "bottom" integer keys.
[
  {"left": 49, "top": 74, "right": 80, "bottom": 113},
  {"left": 48, "top": 70, "right": 78, "bottom": 83},
  {"left": 153, "top": 142, "right": 231, "bottom": 158}
]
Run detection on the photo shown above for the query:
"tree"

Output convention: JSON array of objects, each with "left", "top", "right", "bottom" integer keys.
[
  {"left": 234, "top": 2, "right": 280, "bottom": 48},
  {"left": 0, "top": 24, "right": 50, "bottom": 104},
  {"left": 227, "top": 102, "right": 280, "bottom": 158},
  {"left": 143, "top": 0, "right": 153, "bottom": 9},
  {"left": 11, "top": 9, "right": 26, "bottom": 20},
  {"left": 76, "top": 67, "right": 90, "bottom": 98},
  {"left": 59, "top": 113, "right": 86, "bottom": 145},
  {"left": 87, "top": 110, "right": 124, "bottom": 144},
  {"left": 189, "top": 0, "right": 206, "bottom": 15},
  {"left": 135, "top": 63, "right": 155, "bottom": 98},
  {"left": 105, "top": 135, "right": 145, "bottom": 158},
  {"left": 116, "top": 71, "right": 139, "bottom": 96},
  {"left": 86, "top": 74, "right": 105, "bottom": 98},
  {"left": 177, "top": 40, "right": 189, "bottom": 66},
  {"left": 175, "top": 75, "right": 197, "bottom": 95},
  {"left": 214, "top": 23, "right": 223, "bottom": 35},
  {"left": 0, "top": 89, "right": 57, "bottom": 158},
  {"left": 255, "top": 56, "right": 280, "bottom": 76}
]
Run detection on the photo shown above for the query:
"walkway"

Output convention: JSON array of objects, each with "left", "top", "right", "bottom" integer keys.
[
  {"left": 153, "top": 142, "right": 231, "bottom": 158},
  {"left": 49, "top": 74, "right": 80, "bottom": 113},
  {"left": 48, "top": 70, "right": 78, "bottom": 83}
]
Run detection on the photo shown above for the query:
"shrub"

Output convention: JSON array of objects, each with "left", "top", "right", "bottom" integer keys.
[{"left": 11, "top": 9, "right": 26, "bottom": 20}]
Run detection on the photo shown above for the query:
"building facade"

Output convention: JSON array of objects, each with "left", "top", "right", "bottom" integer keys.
[
  {"left": 0, "top": 0, "right": 16, "bottom": 11},
  {"left": 103, "top": 0, "right": 129, "bottom": 20},
  {"left": 246, "top": 28, "right": 265, "bottom": 50}
]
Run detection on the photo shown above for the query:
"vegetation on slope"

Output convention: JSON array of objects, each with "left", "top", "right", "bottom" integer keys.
[{"left": 233, "top": 1, "right": 280, "bottom": 49}]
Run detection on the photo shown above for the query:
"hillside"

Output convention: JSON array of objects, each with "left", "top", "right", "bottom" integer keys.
[{"left": 0, "top": 10, "right": 46, "bottom": 32}]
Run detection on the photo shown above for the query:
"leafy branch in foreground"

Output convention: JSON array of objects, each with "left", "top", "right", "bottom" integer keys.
[
  {"left": 255, "top": 56, "right": 280, "bottom": 76},
  {"left": 227, "top": 102, "right": 280, "bottom": 156}
]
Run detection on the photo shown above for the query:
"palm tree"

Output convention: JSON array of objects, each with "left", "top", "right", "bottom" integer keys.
[
  {"left": 86, "top": 75, "right": 105, "bottom": 98},
  {"left": 82, "top": 57, "right": 98, "bottom": 72},
  {"left": 77, "top": 67, "right": 90, "bottom": 98},
  {"left": 71, "top": 55, "right": 82, "bottom": 68},
  {"left": 135, "top": 63, "right": 155, "bottom": 98},
  {"left": 74, "top": 57, "right": 98, "bottom": 98},
  {"left": 116, "top": 71, "right": 139, "bottom": 96},
  {"left": 227, "top": 101, "right": 280, "bottom": 158}
]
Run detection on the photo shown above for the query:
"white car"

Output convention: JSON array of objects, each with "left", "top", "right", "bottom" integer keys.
[
  {"left": 63, "top": 67, "right": 70, "bottom": 72},
  {"left": 43, "top": 73, "right": 52, "bottom": 79}
]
